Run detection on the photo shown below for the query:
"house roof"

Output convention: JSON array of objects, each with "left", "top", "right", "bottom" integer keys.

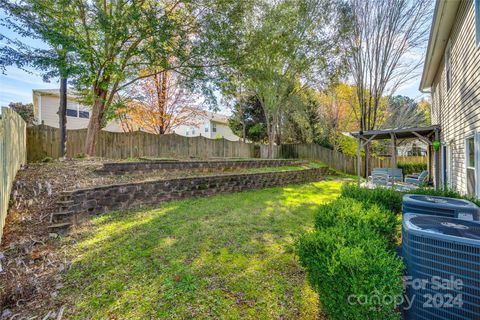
[
  {"left": 350, "top": 125, "right": 440, "bottom": 140},
  {"left": 419, "top": 0, "right": 461, "bottom": 91},
  {"left": 205, "top": 111, "right": 229, "bottom": 124},
  {"left": 33, "top": 89, "right": 78, "bottom": 100}
]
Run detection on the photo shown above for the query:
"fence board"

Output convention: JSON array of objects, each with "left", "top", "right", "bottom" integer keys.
[
  {"left": 260, "top": 144, "right": 427, "bottom": 176},
  {"left": 27, "top": 125, "right": 256, "bottom": 162},
  {"left": 0, "top": 108, "right": 27, "bottom": 243}
]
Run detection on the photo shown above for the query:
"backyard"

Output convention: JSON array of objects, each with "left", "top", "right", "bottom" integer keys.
[
  {"left": 0, "top": 157, "right": 351, "bottom": 318},
  {"left": 61, "top": 180, "right": 344, "bottom": 319}
]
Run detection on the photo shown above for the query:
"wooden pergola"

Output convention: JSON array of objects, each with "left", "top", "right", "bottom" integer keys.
[{"left": 350, "top": 125, "right": 441, "bottom": 190}]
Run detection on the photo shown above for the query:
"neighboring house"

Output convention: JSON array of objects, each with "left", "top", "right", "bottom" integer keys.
[
  {"left": 32, "top": 89, "right": 123, "bottom": 132},
  {"left": 174, "top": 111, "right": 240, "bottom": 141},
  {"left": 420, "top": 0, "right": 480, "bottom": 196}
]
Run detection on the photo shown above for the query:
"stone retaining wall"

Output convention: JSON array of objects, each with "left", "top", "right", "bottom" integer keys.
[
  {"left": 51, "top": 168, "right": 328, "bottom": 229},
  {"left": 97, "top": 159, "right": 306, "bottom": 175}
]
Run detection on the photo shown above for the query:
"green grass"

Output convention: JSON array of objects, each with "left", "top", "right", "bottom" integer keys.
[{"left": 62, "top": 180, "right": 343, "bottom": 319}]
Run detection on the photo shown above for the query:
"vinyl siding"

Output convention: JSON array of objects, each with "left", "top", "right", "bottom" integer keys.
[
  {"left": 34, "top": 93, "right": 123, "bottom": 132},
  {"left": 174, "top": 115, "right": 240, "bottom": 141},
  {"left": 431, "top": 0, "right": 480, "bottom": 195}
]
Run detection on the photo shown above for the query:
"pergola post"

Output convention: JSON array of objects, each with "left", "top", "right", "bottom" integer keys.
[
  {"left": 357, "top": 135, "right": 361, "bottom": 187},
  {"left": 434, "top": 129, "right": 440, "bottom": 190},
  {"left": 390, "top": 133, "right": 397, "bottom": 187}
]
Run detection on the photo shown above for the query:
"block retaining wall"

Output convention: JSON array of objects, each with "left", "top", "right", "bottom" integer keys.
[
  {"left": 97, "top": 159, "right": 307, "bottom": 175},
  {"left": 50, "top": 168, "right": 328, "bottom": 229}
]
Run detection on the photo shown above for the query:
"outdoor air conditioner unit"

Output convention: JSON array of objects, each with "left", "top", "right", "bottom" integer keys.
[
  {"left": 402, "top": 194, "right": 480, "bottom": 221},
  {"left": 402, "top": 213, "right": 480, "bottom": 320}
]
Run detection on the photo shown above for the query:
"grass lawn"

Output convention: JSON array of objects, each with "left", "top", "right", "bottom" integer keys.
[{"left": 62, "top": 180, "right": 344, "bottom": 319}]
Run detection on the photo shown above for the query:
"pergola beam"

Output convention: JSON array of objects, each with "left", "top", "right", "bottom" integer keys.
[
  {"left": 361, "top": 134, "right": 378, "bottom": 148},
  {"left": 412, "top": 131, "right": 433, "bottom": 146}
]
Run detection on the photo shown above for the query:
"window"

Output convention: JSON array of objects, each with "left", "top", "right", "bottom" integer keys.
[
  {"left": 212, "top": 123, "right": 217, "bottom": 133},
  {"left": 467, "top": 136, "right": 475, "bottom": 168},
  {"left": 191, "top": 128, "right": 195, "bottom": 135},
  {"left": 445, "top": 40, "right": 452, "bottom": 91},
  {"left": 66, "top": 108, "right": 78, "bottom": 117},
  {"left": 186, "top": 131, "right": 189, "bottom": 136},
  {"left": 476, "top": 0, "right": 480, "bottom": 46},
  {"left": 66, "top": 101, "right": 90, "bottom": 118},
  {"left": 79, "top": 111, "right": 90, "bottom": 119},
  {"left": 205, "top": 126, "right": 209, "bottom": 133}
]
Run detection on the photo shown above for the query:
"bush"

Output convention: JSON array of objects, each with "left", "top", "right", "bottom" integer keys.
[
  {"left": 299, "top": 183, "right": 480, "bottom": 319},
  {"left": 340, "top": 184, "right": 480, "bottom": 211},
  {"left": 313, "top": 198, "right": 397, "bottom": 243},
  {"left": 397, "top": 162, "right": 427, "bottom": 175},
  {"left": 340, "top": 183, "right": 403, "bottom": 213},
  {"left": 297, "top": 198, "right": 403, "bottom": 320}
]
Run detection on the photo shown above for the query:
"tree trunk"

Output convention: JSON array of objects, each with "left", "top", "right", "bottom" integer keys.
[
  {"left": 59, "top": 77, "right": 67, "bottom": 158},
  {"left": 241, "top": 104, "right": 246, "bottom": 143},
  {"left": 85, "top": 88, "right": 108, "bottom": 156},
  {"left": 154, "top": 71, "right": 168, "bottom": 134},
  {"left": 265, "top": 116, "right": 273, "bottom": 159}
]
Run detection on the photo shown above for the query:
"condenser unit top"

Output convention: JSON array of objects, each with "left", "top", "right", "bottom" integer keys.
[
  {"left": 403, "top": 194, "right": 480, "bottom": 221},
  {"left": 404, "top": 213, "right": 480, "bottom": 243},
  {"left": 404, "top": 194, "right": 477, "bottom": 208}
]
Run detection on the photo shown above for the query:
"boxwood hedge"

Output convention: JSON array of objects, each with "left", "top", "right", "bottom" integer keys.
[{"left": 297, "top": 197, "right": 404, "bottom": 320}]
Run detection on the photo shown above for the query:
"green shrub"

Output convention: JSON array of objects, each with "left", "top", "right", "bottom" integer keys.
[
  {"left": 313, "top": 198, "right": 397, "bottom": 243},
  {"left": 397, "top": 162, "right": 427, "bottom": 175},
  {"left": 340, "top": 184, "right": 403, "bottom": 213},
  {"left": 297, "top": 197, "right": 403, "bottom": 319},
  {"left": 299, "top": 183, "right": 480, "bottom": 319},
  {"left": 340, "top": 183, "right": 480, "bottom": 211},
  {"left": 297, "top": 221, "right": 403, "bottom": 319}
]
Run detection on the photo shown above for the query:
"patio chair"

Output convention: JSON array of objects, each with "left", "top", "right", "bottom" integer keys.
[
  {"left": 405, "top": 170, "right": 429, "bottom": 186},
  {"left": 370, "top": 168, "right": 403, "bottom": 183},
  {"left": 371, "top": 173, "right": 390, "bottom": 187}
]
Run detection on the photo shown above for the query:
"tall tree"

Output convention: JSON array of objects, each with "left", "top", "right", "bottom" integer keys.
[
  {"left": 344, "top": 0, "right": 432, "bottom": 173},
  {"left": 2, "top": 0, "right": 244, "bottom": 156},
  {"left": 228, "top": 95, "right": 268, "bottom": 143},
  {"left": 381, "top": 95, "right": 430, "bottom": 129},
  {"left": 317, "top": 84, "right": 358, "bottom": 150},
  {"left": 346, "top": 0, "right": 432, "bottom": 133},
  {"left": 0, "top": 0, "right": 79, "bottom": 157},
  {"left": 219, "top": 0, "right": 343, "bottom": 157},
  {"left": 115, "top": 71, "right": 206, "bottom": 134}
]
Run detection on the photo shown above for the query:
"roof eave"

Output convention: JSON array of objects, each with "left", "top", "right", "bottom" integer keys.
[{"left": 419, "top": 0, "right": 461, "bottom": 91}]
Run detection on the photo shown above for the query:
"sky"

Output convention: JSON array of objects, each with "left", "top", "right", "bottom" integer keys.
[{"left": 0, "top": 10, "right": 428, "bottom": 108}]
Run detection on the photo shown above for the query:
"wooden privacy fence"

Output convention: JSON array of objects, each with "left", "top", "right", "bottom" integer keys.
[
  {"left": 260, "top": 144, "right": 427, "bottom": 176},
  {"left": 27, "top": 125, "right": 257, "bottom": 162},
  {"left": 1, "top": 108, "right": 27, "bottom": 243},
  {"left": 397, "top": 155, "right": 428, "bottom": 164}
]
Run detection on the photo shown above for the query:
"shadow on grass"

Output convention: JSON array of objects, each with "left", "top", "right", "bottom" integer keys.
[{"left": 62, "top": 180, "right": 343, "bottom": 319}]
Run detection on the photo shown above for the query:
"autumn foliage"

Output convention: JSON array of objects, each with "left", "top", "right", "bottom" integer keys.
[{"left": 117, "top": 71, "right": 206, "bottom": 134}]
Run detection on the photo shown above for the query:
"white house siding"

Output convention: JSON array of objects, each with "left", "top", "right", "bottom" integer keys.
[
  {"left": 174, "top": 116, "right": 240, "bottom": 141},
  {"left": 33, "top": 92, "right": 123, "bottom": 132},
  {"left": 431, "top": 0, "right": 480, "bottom": 195}
]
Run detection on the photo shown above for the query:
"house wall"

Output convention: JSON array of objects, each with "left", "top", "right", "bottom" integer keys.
[
  {"left": 33, "top": 93, "right": 123, "bottom": 132},
  {"left": 211, "top": 121, "right": 240, "bottom": 141},
  {"left": 431, "top": 0, "right": 480, "bottom": 195},
  {"left": 174, "top": 119, "right": 240, "bottom": 141}
]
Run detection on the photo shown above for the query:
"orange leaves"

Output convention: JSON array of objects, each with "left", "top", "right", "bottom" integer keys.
[{"left": 117, "top": 71, "right": 206, "bottom": 134}]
